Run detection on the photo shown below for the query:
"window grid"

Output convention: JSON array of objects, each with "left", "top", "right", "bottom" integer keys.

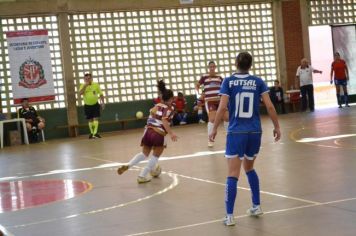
[
  {"left": 309, "top": 0, "right": 356, "bottom": 25},
  {"left": 0, "top": 16, "right": 65, "bottom": 113},
  {"left": 69, "top": 3, "right": 277, "bottom": 105}
]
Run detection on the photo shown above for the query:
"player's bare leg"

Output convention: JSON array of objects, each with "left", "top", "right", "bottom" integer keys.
[
  {"left": 223, "top": 111, "right": 229, "bottom": 132},
  {"left": 117, "top": 145, "right": 151, "bottom": 175},
  {"left": 208, "top": 110, "right": 216, "bottom": 147},
  {"left": 137, "top": 146, "right": 164, "bottom": 183}
]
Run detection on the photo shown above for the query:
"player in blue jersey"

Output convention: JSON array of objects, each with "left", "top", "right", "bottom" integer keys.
[{"left": 210, "top": 52, "right": 281, "bottom": 226}]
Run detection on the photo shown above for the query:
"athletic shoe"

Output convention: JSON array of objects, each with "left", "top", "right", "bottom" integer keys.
[
  {"left": 93, "top": 133, "right": 102, "bottom": 138},
  {"left": 117, "top": 165, "right": 129, "bottom": 175},
  {"left": 223, "top": 215, "right": 236, "bottom": 226},
  {"left": 208, "top": 141, "right": 214, "bottom": 147},
  {"left": 180, "top": 121, "right": 187, "bottom": 125},
  {"left": 346, "top": 104, "right": 350, "bottom": 107},
  {"left": 89, "top": 134, "right": 94, "bottom": 139},
  {"left": 199, "top": 119, "right": 206, "bottom": 124},
  {"left": 137, "top": 176, "right": 151, "bottom": 184},
  {"left": 338, "top": 105, "right": 343, "bottom": 108},
  {"left": 246, "top": 205, "right": 263, "bottom": 216}
]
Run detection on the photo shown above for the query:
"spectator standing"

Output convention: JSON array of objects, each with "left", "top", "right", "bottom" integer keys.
[
  {"left": 295, "top": 58, "right": 322, "bottom": 112},
  {"left": 330, "top": 52, "right": 350, "bottom": 108}
]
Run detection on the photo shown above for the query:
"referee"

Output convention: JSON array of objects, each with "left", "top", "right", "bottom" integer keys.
[{"left": 79, "top": 73, "right": 105, "bottom": 139}]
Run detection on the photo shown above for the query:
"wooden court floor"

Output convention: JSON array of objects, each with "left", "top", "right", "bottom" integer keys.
[{"left": 0, "top": 106, "right": 356, "bottom": 236}]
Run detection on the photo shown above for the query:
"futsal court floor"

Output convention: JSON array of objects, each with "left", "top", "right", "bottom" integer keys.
[{"left": 0, "top": 106, "right": 356, "bottom": 236}]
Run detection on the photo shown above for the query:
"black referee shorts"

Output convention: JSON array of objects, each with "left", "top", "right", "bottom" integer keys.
[{"left": 84, "top": 103, "right": 100, "bottom": 120}]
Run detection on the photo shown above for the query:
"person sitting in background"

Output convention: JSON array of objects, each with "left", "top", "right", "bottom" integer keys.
[
  {"left": 173, "top": 92, "right": 188, "bottom": 125},
  {"left": 0, "top": 113, "right": 6, "bottom": 121},
  {"left": 269, "top": 80, "right": 286, "bottom": 114},
  {"left": 18, "top": 98, "right": 45, "bottom": 142},
  {"left": 193, "top": 94, "right": 206, "bottom": 124}
]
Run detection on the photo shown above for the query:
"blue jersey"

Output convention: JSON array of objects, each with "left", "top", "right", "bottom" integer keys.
[{"left": 220, "top": 73, "right": 269, "bottom": 133}]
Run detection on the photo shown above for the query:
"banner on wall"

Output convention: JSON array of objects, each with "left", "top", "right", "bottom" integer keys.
[{"left": 6, "top": 29, "right": 55, "bottom": 104}]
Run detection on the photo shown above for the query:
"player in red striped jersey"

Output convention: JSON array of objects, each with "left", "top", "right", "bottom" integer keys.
[
  {"left": 196, "top": 61, "right": 229, "bottom": 147},
  {"left": 117, "top": 80, "right": 178, "bottom": 183}
]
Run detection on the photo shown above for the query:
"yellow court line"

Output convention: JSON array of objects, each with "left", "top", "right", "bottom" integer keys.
[
  {"left": 334, "top": 138, "right": 356, "bottom": 149},
  {"left": 289, "top": 127, "right": 305, "bottom": 142}
]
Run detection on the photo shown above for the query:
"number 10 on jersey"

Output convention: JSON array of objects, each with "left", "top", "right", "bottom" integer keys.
[{"left": 235, "top": 92, "right": 254, "bottom": 118}]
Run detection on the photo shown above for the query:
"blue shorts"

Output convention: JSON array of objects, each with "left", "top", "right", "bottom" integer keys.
[
  {"left": 225, "top": 133, "right": 262, "bottom": 160},
  {"left": 334, "top": 79, "right": 347, "bottom": 86}
]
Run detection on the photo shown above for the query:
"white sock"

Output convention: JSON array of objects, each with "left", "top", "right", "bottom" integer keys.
[
  {"left": 139, "top": 155, "right": 159, "bottom": 177},
  {"left": 224, "top": 121, "right": 229, "bottom": 132},
  {"left": 128, "top": 153, "right": 146, "bottom": 167},
  {"left": 208, "top": 122, "right": 214, "bottom": 137}
]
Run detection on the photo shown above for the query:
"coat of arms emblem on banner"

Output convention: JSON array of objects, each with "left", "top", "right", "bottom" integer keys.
[{"left": 18, "top": 58, "right": 47, "bottom": 88}]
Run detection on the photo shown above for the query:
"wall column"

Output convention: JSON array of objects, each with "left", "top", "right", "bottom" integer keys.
[
  {"left": 272, "top": 0, "right": 288, "bottom": 90},
  {"left": 58, "top": 13, "right": 79, "bottom": 137},
  {"left": 300, "top": 0, "right": 311, "bottom": 60},
  {"left": 281, "top": 0, "right": 305, "bottom": 90}
]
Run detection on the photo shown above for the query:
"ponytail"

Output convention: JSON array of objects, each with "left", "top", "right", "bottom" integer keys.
[{"left": 157, "top": 80, "right": 173, "bottom": 102}]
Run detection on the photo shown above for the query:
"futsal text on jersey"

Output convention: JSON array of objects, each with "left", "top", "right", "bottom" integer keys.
[{"left": 229, "top": 79, "right": 257, "bottom": 90}]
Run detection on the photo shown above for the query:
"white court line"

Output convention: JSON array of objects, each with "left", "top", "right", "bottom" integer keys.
[
  {"left": 126, "top": 197, "right": 356, "bottom": 236},
  {"left": 0, "top": 224, "right": 14, "bottom": 236},
  {"left": 297, "top": 134, "right": 356, "bottom": 143},
  {"left": 0, "top": 150, "right": 226, "bottom": 182},
  {"left": 0, "top": 149, "right": 329, "bottom": 232},
  {"left": 7, "top": 172, "right": 179, "bottom": 229},
  {"left": 0, "top": 149, "right": 318, "bottom": 205},
  {"left": 174, "top": 173, "right": 319, "bottom": 204},
  {"left": 160, "top": 150, "right": 225, "bottom": 161}
]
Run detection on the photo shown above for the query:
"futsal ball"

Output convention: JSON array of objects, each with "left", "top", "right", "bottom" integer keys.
[
  {"left": 150, "top": 165, "right": 162, "bottom": 178},
  {"left": 136, "top": 111, "right": 144, "bottom": 119}
]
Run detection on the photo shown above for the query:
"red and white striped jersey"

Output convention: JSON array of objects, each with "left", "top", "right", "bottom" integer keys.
[
  {"left": 146, "top": 103, "right": 175, "bottom": 135},
  {"left": 198, "top": 74, "right": 224, "bottom": 101}
]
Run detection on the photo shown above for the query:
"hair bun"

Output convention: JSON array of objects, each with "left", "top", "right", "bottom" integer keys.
[{"left": 157, "top": 80, "right": 167, "bottom": 93}]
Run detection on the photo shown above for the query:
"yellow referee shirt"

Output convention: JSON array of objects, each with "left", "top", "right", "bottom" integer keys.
[{"left": 80, "top": 83, "right": 103, "bottom": 105}]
